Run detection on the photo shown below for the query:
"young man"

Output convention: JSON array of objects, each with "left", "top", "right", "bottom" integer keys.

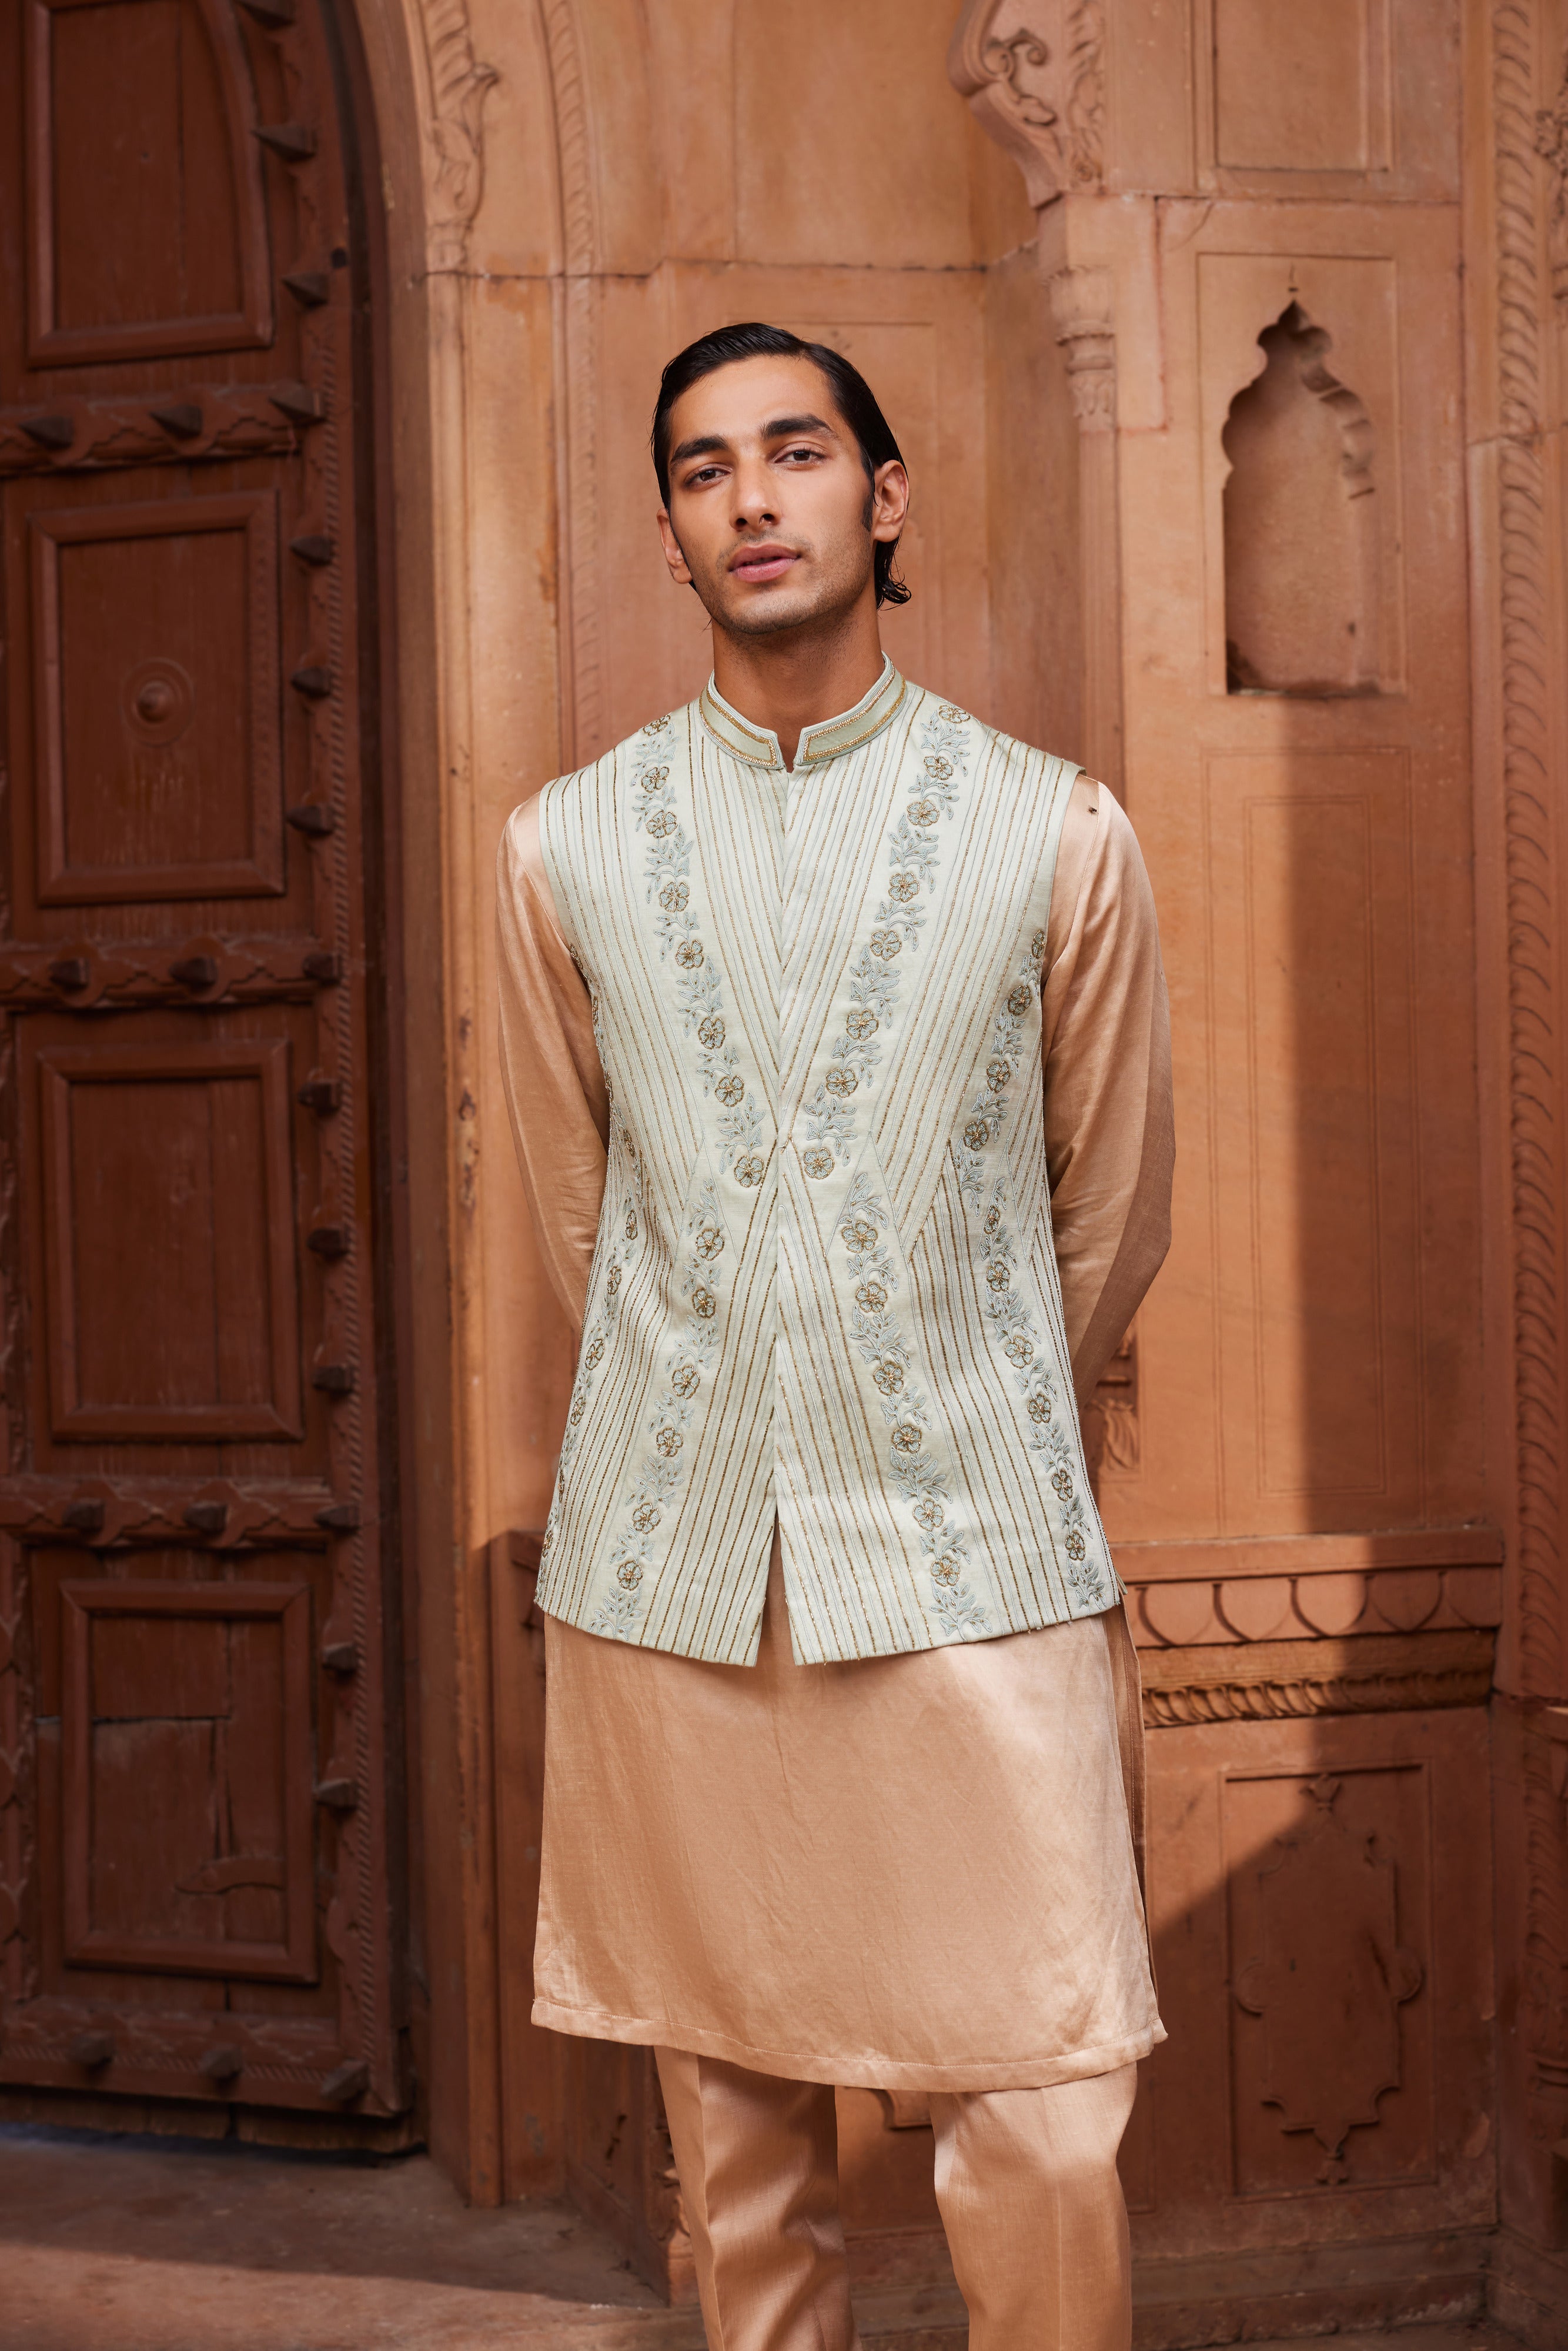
[{"left": 497, "top": 323, "right": 1173, "bottom": 2351}]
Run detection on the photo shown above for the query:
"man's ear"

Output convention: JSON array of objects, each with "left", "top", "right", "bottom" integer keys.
[
  {"left": 870, "top": 459, "right": 910, "bottom": 543},
  {"left": 657, "top": 508, "right": 693, "bottom": 586}
]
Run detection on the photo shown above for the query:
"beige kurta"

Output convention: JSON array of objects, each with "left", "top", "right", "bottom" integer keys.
[{"left": 498, "top": 769, "right": 1174, "bottom": 2090}]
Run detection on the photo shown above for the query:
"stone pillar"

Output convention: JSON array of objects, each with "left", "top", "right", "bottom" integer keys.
[{"left": 1467, "top": 1, "right": 1568, "bottom": 2332}]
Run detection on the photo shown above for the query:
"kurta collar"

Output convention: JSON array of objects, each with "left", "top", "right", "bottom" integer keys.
[{"left": 698, "top": 656, "right": 907, "bottom": 771}]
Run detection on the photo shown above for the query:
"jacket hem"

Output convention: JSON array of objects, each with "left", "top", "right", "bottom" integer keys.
[
  {"left": 529, "top": 1995, "right": 1165, "bottom": 2092},
  {"left": 536, "top": 1579, "right": 1119, "bottom": 1669}
]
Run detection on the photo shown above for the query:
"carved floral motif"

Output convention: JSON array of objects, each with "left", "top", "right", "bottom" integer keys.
[
  {"left": 419, "top": 0, "right": 499, "bottom": 262},
  {"left": 947, "top": 1, "right": 1105, "bottom": 209}
]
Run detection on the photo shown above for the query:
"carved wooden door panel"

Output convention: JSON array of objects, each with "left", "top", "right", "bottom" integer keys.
[{"left": 0, "top": 0, "right": 404, "bottom": 2120}]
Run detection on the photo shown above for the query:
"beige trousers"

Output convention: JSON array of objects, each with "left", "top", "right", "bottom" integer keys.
[{"left": 656, "top": 2047, "right": 1138, "bottom": 2351}]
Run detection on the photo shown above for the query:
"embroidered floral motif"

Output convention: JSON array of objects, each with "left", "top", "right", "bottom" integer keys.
[
  {"left": 632, "top": 718, "right": 763, "bottom": 1180},
  {"left": 592, "top": 1179, "right": 727, "bottom": 1638},
  {"left": 954, "top": 924, "right": 1049, "bottom": 1208},
  {"left": 802, "top": 702, "right": 974, "bottom": 1172},
  {"left": 835, "top": 1176, "right": 991, "bottom": 1641},
  {"left": 974, "top": 1171, "right": 1106, "bottom": 1607},
  {"left": 942, "top": 906, "right": 1107, "bottom": 1606},
  {"left": 541, "top": 1127, "right": 644, "bottom": 1582}
]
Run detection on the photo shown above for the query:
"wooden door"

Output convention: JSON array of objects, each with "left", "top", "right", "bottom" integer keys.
[{"left": 0, "top": 0, "right": 405, "bottom": 2122}]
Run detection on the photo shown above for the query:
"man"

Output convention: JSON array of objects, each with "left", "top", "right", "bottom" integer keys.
[{"left": 497, "top": 322, "right": 1172, "bottom": 2351}]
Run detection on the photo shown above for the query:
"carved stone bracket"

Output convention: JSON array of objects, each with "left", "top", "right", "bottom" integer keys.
[{"left": 947, "top": 1, "right": 1105, "bottom": 208}]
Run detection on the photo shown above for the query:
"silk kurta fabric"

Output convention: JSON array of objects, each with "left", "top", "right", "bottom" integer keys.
[
  {"left": 496, "top": 679, "right": 1173, "bottom": 2088},
  {"left": 513, "top": 663, "right": 1117, "bottom": 1665}
]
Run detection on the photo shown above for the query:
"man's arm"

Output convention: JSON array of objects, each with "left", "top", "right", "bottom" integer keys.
[
  {"left": 1041, "top": 776, "right": 1175, "bottom": 1411},
  {"left": 496, "top": 796, "right": 610, "bottom": 1331}
]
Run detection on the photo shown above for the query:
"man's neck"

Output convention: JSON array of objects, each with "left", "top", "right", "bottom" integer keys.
[{"left": 710, "top": 606, "right": 885, "bottom": 769}]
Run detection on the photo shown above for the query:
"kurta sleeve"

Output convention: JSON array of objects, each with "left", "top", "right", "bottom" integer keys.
[
  {"left": 1041, "top": 775, "right": 1175, "bottom": 1410},
  {"left": 496, "top": 796, "right": 609, "bottom": 1332}
]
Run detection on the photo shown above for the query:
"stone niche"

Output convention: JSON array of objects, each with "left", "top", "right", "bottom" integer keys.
[{"left": 1222, "top": 301, "right": 1379, "bottom": 696}]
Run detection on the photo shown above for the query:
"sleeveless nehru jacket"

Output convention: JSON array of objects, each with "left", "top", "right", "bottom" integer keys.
[{"left": 533, "top": 660, "right": 1118, "bottom": 1667}]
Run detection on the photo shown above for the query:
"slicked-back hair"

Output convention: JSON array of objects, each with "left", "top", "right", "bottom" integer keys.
[{"left": 651, "top": 322, "right": 912, "bottom": 609}]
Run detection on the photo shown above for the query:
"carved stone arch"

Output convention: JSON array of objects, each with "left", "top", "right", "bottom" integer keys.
[{"left": 24, "top": 0, "right": 274, "bottom": 364}]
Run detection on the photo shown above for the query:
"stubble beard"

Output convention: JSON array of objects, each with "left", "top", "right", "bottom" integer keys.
[{"left": 678, "top": 531, "right": 876, "bottom": 646}]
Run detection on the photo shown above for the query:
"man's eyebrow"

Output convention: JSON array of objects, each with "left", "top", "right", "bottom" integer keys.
[
  {"left": 669, "top": 432, "right": 729, "bottom": 469},
  {"left": 669, "top": 414, "right": 840, "bottom": 470},
  {"left": 761, "top": 413, "right": 836, "bottom": 439}
]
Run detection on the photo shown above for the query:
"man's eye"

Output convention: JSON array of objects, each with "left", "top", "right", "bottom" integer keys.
[
  {"left": 779, "top": 446, "right": 820, "bottom": 464},
  {"left": 688, "top": 466, "right": 723, "bottom": 485}
]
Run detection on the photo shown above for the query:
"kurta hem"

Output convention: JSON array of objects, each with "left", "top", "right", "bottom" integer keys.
[{"left": 529, "top": 1998, "right": 1166, "bottom": 2094}]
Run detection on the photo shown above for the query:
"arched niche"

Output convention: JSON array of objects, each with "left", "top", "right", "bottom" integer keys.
[{"left": 1222, "top": 300, "right": 1379, "bottom": 696}]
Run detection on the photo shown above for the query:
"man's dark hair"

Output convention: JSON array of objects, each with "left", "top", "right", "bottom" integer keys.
[{"left": 651, "top": 322, "right": 911, "bottom": 609}]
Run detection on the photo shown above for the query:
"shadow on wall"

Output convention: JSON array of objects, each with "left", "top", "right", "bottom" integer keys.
[{"left": 1218, "top": 299, "right": 1401, "bottom": 1530}]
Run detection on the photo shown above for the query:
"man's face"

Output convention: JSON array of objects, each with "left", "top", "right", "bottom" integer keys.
[{"left": 657, "top": 353, "right": 908, "bottom": 638}]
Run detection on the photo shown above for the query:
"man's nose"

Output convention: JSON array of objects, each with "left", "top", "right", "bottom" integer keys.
[{"left": 730, "top": 458, "right": 778, "bottom": 530}]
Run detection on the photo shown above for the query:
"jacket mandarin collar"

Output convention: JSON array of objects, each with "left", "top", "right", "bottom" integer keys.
[{"left": 698, "top": 656, "right": 907, "bottom": 771}]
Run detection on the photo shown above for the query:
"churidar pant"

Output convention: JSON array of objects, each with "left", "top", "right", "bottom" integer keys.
[{"left": 656, "top": 2045, "right": 1138, "bottom": 2351}]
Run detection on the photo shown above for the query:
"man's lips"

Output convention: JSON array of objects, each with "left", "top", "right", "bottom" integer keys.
[{"left": 729, "top": 546, "right": 800, "bottom": 583}]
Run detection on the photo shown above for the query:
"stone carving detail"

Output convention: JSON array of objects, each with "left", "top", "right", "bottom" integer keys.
[
  {"left": 948, "top": 2, "right": 1105, "bottom": 209},
  {"left": 1482, "top": 0, "right": 1568, "bottom": 2178},
  {"left": 1126, "top": 1561, "right": 1503, "bottom": 1651},
  {"left": 1141, "top": 1629, "right": 1495, "bottom": 1727},
  {"left": 1235, "top": 1776, "right": 1424, "bottom": 2185},
  {"left": 1493, "top": 4, "right": 1565, "bottom": 1703},
  {"left": 1048, "top": 264, "right": 1115, "bottom": 432},
  {"left": 1534, "top": 45, "right": 1568, "bottom": 313},
  {"left": 419, "top": 0, "right": 499, "bottom": 264}
]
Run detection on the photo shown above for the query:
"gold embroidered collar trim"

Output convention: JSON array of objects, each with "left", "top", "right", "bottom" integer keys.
[{"left": 698, "top": 657, "right": 907, "bottom": 770}]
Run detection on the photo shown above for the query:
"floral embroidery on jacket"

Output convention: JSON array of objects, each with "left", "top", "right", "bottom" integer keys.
[
  {"left": 952, "top": 926, "right": 1108, "bottom": 1608},
  {"left": 954, "top": 926, "right": 1047, "bottom": 1208},
  {"left": 837, "top": 1174, "right": 991, "bottom": 1639},
  {"left": 540, "top": 1124, "right": 644, "bottom": 1588},
  {"left": 801, "top": 703, "right": 972, "bottom": 1174},
  {"left": 633, "top": 717, "right": 763, "bottom": 1179},
  {"left": 591, "top": 1178, "right": 728, "bottom": 1638},
  {"left": 977, "top": 1178, "right": 1106, "bottom": 1607}
]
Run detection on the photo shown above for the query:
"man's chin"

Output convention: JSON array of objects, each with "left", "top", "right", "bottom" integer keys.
[{"left": 704, "top": 582, "right": 857, "bottom": 640}]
